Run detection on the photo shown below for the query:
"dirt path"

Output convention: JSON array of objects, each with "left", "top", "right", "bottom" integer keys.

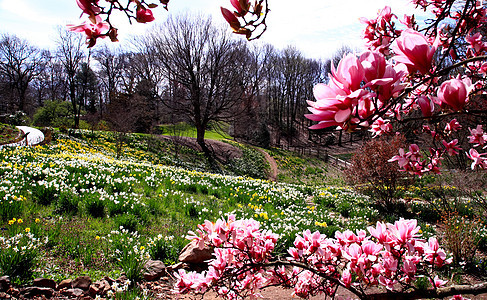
[{"left": 255, "top": 148, "right": 278, "bottom": 182}]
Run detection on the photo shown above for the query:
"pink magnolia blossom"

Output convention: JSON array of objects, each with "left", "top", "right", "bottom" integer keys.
[
  {"left": 442, "top": 139, "right": 461, "bottom": 156},
  {"left": 437, "top": 78, "right": 469, "bottom": 111},
  {"left": 392, "top": 29, "right": 438, "bottom": 74},
  {"left": 369, "top": 118, "right": 393, "bottom": 137},
  {"left": 468, "top": 125, "right": 487, "bottom": 147},
  {"left": 465, "top": 32, "right": 487, "bottom": 54},
  {"left": 431, "top": 275, "right": 448, "bottom": 288},
  {"left": 67, "top": 16, "right": 109, "bottom": 47},
  {"left": 359, "top": 51, "right": 386, "bottom": 82},
  {"left": 76, "top": 0, "right": 100, "bottom": 17},
  {"left": 330, "top": 53, "right": 364, "bottom": 93},
  {"left": 136, "top": 7, "right": 155, "bottom": 23},
  {"left": 467, "top": 148, "right": 487, "bottom": 169},
  {"left": 445, "top": 119, "right": 462, "bottom": 133},
  {"left": 221, "top": 7, "right": 241, "bottom": 31},
  {"left": 230, "top": 0, "right": 250, "bottom": 15},
  {"left": 388, "top": 148, "right": 409, "bottom": 168},
  {"left": 417, "top": 95, "right": 434, "bottom": 117},
  {"left": 175, "top": 217, "right": 451, "bottom": 299},
  {"left": 340, "top": 269, "right": 352, "bottom": 287}
]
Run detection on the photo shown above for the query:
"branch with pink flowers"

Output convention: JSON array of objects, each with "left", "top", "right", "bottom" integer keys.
[
  {"left": 172, "top": 215, "right": 487, "bottom": 300},
  {"left": 69, "top": 0, "right": 269, "bottom": 47},
  {"left": 306, "top": 0, "right": 487, "bottom": 175}
]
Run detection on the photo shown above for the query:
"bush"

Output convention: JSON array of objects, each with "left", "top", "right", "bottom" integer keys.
[
  {"left": 54, "top": 192, "right": 79, "bottom": 215},
  {"left": 32, "top": 100, "right": 73, "bottom": 128},
  {"left": 345, "top": 135, "right": 408, "bottom": 212},
  {"left": 84, "top": 195, "right": 105, "bottom": 218}
]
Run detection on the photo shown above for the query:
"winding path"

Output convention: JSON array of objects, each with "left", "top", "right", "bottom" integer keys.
[
  {"left": 0, "top": 126, "right": 44, "bottom": 149},
  {"left": 255, "top": 148, "right": 278, "bottom": 182}
]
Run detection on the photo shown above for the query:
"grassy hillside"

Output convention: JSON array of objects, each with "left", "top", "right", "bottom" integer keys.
[
  {"left": 0, "top": 130, "right": 379, "bottom": 285},
  {"left": 1, "top": 128, "right": 487, "bottom": 297}
]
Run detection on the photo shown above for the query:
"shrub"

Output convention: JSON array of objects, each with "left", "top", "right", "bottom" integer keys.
[
  {"left": 345, "top": 135, "right": 408, "bottom": 212},
  {"left": 84, "top": 195, "right": 105, "bottom": 218},
  {"left": 54, "top": 192, "right": 79, "bottom": 215},
  {"left": 441, "top": 213, "right": 483, "bottom": 265},
  {"left": 32, "top": 100, "right": 73, "bottom": 128}
]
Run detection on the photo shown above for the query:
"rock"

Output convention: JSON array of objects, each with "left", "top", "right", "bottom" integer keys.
[
  {"left": 62, "top": 288, "right": 84, "bottom": 297},
  {"left": 0, "top": 292, "right": 10, "bottom": 299},
  {"left": 0, "top": 276, "right": 10, "bottom": 292},
  {"left": 91, "top": 279, "right": 110, "bottom": 296},
  {"left": 103, "top": 276, "right": 115, "bottom": 284},
  {"left": 178, "top": 239, "right": 213, "bottom": 264},
  {"left": 167, "top": 262, "right": 184, "bottom": 272},
  {"left": 33, "top": 277, "right": 57, "bottom": 289},
  {"left": 72, "top": 276, "right": 92, "bottom": 290},
  {"left": 89, "top": 284, "right": 100, "bottom": 297},
  {"left": 143, "top": 260, "right": 166, "bottom": 281},
  {"left": 21, "top": 286, "right": 54, "bottom": 298},
  {"left": 57, "top": 278, "right": 72, "bottom": 290}
]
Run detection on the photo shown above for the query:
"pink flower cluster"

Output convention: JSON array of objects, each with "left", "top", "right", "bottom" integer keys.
[
  {"left": 467, "top": 125, "right": 487, "bottom": 169},
  {"left": 360, "top": 6, "right": 399, "bottom": 54},
  {"left": 174, "top": 217, "right": 451, "bottom": 299},
  {"left": 175, "top": 215, "right": 278, "bottom": 298},
  {"left": 69, "top": 0, "right": 156, "bottom": 47},
  {"left": 388, "top": 144, "right": 443, "bottom": 176},
  {"left": 305, "top": 50, "right": 406, "bottom": 131}
]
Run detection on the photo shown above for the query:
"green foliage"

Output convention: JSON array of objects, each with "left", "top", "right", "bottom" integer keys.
[
  {"left": 54, "top": 192, "right": 79, "bottom": 215},
  {"left": 0, "top": 193, "right": 24, "bottom": 221},
  {"left": 32, "top": 100, "right": 74, "bottom": 128},
  {"left": 32, "top": 183, "right": 58, "bottom": 206},
  {"left": 226, "top": 141, "right": 268, "bottom": 179},
  {"left": 148, "top": 235, "right": 181, "bottom": 265},
  {"left": 108, "top": 228, "right": 148, "bottom": 284},
  {"left": 84, "top": 194, "right": 105, "bottom": 218},
  {"left": 0, "top": 229, "right": 44, "bottom": 284}
]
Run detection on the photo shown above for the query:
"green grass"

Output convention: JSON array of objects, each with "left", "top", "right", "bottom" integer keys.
[
  {"left": 156, "top": 122, "right": 232, "bottom": 141},
  {"left": 268, "top": 147, "right": 345, "bottom": 186}
]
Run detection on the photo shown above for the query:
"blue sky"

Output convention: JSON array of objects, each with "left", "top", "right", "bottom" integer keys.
[{"left": 0, "top": 0, "right": 431, "bottom": 60}]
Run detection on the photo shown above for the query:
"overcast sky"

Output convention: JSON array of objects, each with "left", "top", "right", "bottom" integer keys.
[{"left": 0, "top": 0, "right": 431, "bottom": 60}]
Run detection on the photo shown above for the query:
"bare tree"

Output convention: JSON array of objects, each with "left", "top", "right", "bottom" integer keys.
[
  {"left": 55, "top": 27, "right": 86, "bottom": 128},
  {"left": 0, "top": 34, "right": 46, "bottom": 113},
  {"left": 93, "top": 45, "right": 124, "bottom": 108},
  {"left": 148, "top": 14, "right": 249, "bottom": 159}
]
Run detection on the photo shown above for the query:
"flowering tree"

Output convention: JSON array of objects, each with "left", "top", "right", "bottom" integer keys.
[
  {"left": 69, "top": 0, "right": 269, "bottom": 47},
  {"left": 305, "top": 1, "right": 487, "bottom": 175},
  {"left": 169, "top": 214, "right": 487, "bottom": 299}
]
